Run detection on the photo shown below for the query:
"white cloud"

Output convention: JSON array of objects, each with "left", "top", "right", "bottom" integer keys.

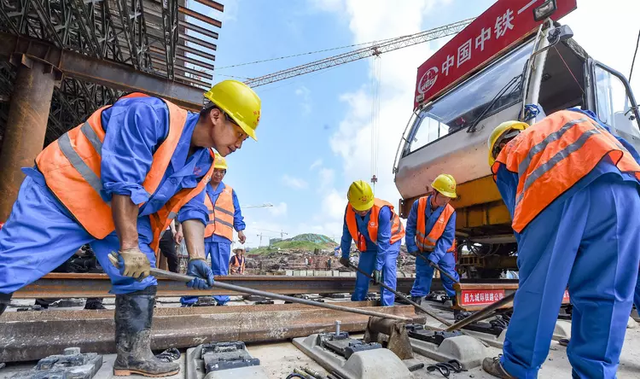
[
  {"left": 282, "top": 174, "right": 309, "bottom": 189},
  {"left": 563, "top": 0, "right": 640, "bottom": 96},
  {"left": 309, "top": 158, "right": 323, "bottom": 170},
  {"left": 309, "top": 0, "right": 344, "bottom": 13},
  {"left": 319, "top": 168, "right": 335, "bottom": 190},
  {"left": 320, "top": 0, "right": 444, "bottom": 210},
  {"left": 295, "top": 85, "right": 312, "bottom": 115},
  {"left": 268, "top": 202, "right": 288, "bottom": 217}
]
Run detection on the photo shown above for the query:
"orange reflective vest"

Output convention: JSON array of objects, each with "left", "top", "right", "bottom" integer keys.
[
  {"left": 492, "top": 109, "right": 640, "bottom": 233},
  {"left": 415, "top": 196, "right": 456, "bottom": 253},
  {"left": 230, "top": 255, "right": 245, "bottom": 274},
  {"left": 204, "top": 184, "right": 235, "bottom": 240},
  {"left": 345, "top": 199, "right": 405, "bottom": 252},
  {"left": 35, "top": 93, "right": 215, "bottom": 254}
]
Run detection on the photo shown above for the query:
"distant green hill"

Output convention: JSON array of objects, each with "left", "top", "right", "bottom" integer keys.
[{"left": 248, "top": 233, "right": 338, "bottom": 255}]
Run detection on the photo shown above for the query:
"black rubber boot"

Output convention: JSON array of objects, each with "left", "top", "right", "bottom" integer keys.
[
  {"left": 0, "top": 292, "right": 12, "bottom": 316},
  {"left": 84, "top": 298, "right": 106, "bottom": 310},
  {"left": 452, "top": 296, "right": 470, "bottom": 321},
  {"left": 113, "top": 286, "right": 179, "bottom": 377}
]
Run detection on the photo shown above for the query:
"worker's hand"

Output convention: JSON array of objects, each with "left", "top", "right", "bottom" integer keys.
[
  {"left": 407, "top": 250, "right": 419, "bottom": 257},
  {"left": 339, "top": 257, "right": 350, "bottom": 267},
  {"left": 237, "top": 230, "right": 247, "bottom": 244},
  {"left": 174, "top": 230, "right": 184, "bottom": 245},
  {"left": 372, "top": 270, "right": 382, "bottom": 285},
  {"left": 186, "top": 258, "right": 214, "bottom": 290},
  {"left": 108, "top": 248, "right": 150, "bottom": 280}
]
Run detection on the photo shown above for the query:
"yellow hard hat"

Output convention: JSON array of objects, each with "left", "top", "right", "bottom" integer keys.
[
  {"left": 432, "top": 174, "right": 457, "bottom": 198},
  {"left": 487, "top": 120, "right": 528, "bottom": 166},
  {"left": 213, "top": 152, "right": 228, "bottom": 170},
  {"left": 347, "top": 180, "right": 374, "bottom": 212},
  {"left": 204, "top": 80, "right": 261, "bottom": 141}
]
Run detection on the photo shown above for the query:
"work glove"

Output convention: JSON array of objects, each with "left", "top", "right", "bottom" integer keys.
[
  {"left": 186, "top": 258, "right": 214, "bottom": 290},
  {"left": 108, "top": 248, "right": 151, "bottom": 280},
  {"left": 372, "top": 270, "right": 382, "bottom": 285},
  {"left": 407, "top": 250, "right": 419, "bottom": 257},
  {"left": 427, "top": 253, "right": 439, "bottom": 267},
  {"left": 339, "top": 257, "right": 350, "bottom": 267}
]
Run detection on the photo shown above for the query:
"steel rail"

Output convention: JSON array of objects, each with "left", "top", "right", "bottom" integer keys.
[
  {"left": 0, "top": 302, "right": 422, "bottom": 363},
  {"left": 147, "top": 267, "right": 411, "bottom": 321},
  {"left": 14, "top": 273, "right": 417, "bottom": 298}
]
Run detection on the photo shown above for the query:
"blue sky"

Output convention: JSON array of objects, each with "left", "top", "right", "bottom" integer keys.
[{"left": 186, "top": 0, "right": 640, "bottom": 247}]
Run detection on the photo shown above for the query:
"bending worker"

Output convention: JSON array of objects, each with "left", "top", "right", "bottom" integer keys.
[
  {"left": 0, "top": 80, "right": 261, "bottom": 378},
  {"left": 181, "top": 153, "right": 246, "bottom": 306},
  {"left": 405, "top": 174, "right": 460, "bottom": 313},
  {"left": 339, "top": 180, "right": 405, "bottom": 306},
  {"left": 482, "top": 109, "right": 640, "bottom": 379}
]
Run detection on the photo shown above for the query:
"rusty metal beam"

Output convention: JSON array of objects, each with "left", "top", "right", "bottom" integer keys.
[
  {"left": 14, "top": 273, "right": 417, "bottom": 298},
  {"left": 195, "top": 0, "right": 224, "bottom": 12},
  {"left": 179, "top": 19, "right": 219, "bottom": 40},
  {"left": 178, "top": 6, "right": 221, "bottom": 28},
  {"left": 0, "top": 302, "right": 422, "bottom": 362},
  {"left": 0, "top": 32, "right": 204, "bottom": 111},
  {"left": 0, "top": 57, "right": 57, "bottom": 221},
  {"left": 179, "top": 32, "right": 217, "bottom": 52}
]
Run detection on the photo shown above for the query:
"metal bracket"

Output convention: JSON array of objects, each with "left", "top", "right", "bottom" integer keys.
[{"left": 364, "top": 317, "right": 413, "bottom": 360}]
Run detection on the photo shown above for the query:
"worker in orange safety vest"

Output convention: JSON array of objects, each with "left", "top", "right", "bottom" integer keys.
[
  {"left": 482, "top": 108, "right": 640, "bottom": 379},
  {"left": 0, "top": 80, "right": 261, "bottom": 377},
  {"left": 180, "top": 153, "right": 246, "bottom": 306},
  {"left": 230, "top": 248, "right": 246, "bottom": 275},
  {"left": 405, "top": 174, "right": 459, "bottom": 315},
  {"left": 339, "top": 180, "right": 405, "bottom": 306}
]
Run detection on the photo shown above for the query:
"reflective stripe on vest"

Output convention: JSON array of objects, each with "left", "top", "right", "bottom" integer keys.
[
  {"left": 345, "top": 198, "right": 405, "bottom": 252},
  {"left": 492, "top": 110, "right": 640, "bottom": 233},
  {"left": 415, "top": 196, "right": 456, "bottom": 253},
  {"left": 204, "top": 184, "right": 235, "bottom": 240},
  {"left": 35, "top": 93, "right": 186, "bottom": 240}
]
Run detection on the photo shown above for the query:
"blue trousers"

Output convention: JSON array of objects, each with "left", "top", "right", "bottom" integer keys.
[
  {"left": 500, "top": 175, "right": 640, "bottom": 379},
  {"left": 0, "top": 170, "right": 157, "bottom": 295},
  {"left": 181, "top": 241, "right": 231, "bottom": 305},
  {"left": 410, "top": 251, "right": 458, "bottom": 298},
  {"left": 635, "top": 270, "right": 640, "bottom": 313},
  {"left": 352, "top": 241, "right": 400, "bottom": 306}
]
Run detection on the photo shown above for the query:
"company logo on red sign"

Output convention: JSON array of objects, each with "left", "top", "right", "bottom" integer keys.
[
  {"left": 460, "top": 289, "right": 506, "bottom": 306},
  {"left": 414, "top": 0, "right": 577, "bottom": 109}
]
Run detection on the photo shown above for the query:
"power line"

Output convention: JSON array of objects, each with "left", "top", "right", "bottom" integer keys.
[
  {"left": 214, "top": 36, "right": 399, "bottom": 70},
  {"left": 243, "top": 18, "right": 474, "bottom": 88}
]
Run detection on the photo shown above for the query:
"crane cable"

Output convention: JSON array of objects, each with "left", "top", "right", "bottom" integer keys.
[{"left": 370, "top": 55, "right": 382, "bottom": 193}]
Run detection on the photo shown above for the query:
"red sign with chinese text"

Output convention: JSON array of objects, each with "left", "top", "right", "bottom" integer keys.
[
  {"left": 414, "top": 0, "right": 577, "bottom": 109},
  {"left": 460, "top": 289, "right": 506, "bottom": 307}
]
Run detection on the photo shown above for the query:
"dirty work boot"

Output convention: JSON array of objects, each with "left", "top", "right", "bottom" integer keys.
[
  {"left": 482, "top": 356, "right": 515, "bottom": 378},
  {"left": 0, "top": 292, "right": 12, "bottom": 316},
  {"left": 113, "top": 286, "right": 179, "bottom": 377},
  {"left": 84, "top": 298, "right": 106, "bottom": 310},
  {"left": 411, "top": 296, "right": 426, "bottom": 314},
  {"left": 452, "top": 296, "right": 471, "bottom": 321}
]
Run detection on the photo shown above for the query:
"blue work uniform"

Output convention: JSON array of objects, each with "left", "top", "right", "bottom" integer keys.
[
  {"left": 181, "top": 181, "right": 245, "bottom": 306},
  {"left": 497, "top": 109, "right": 640, "bottom": 379},
  {"left": 0, "top": 96, "right": 211, "bottom": 295},
  {"left": 340, "top": 206, "right": 400, "bottom": 306},
  {"left": 405, "top": 195, "right": 459, "bottom": 298}
]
